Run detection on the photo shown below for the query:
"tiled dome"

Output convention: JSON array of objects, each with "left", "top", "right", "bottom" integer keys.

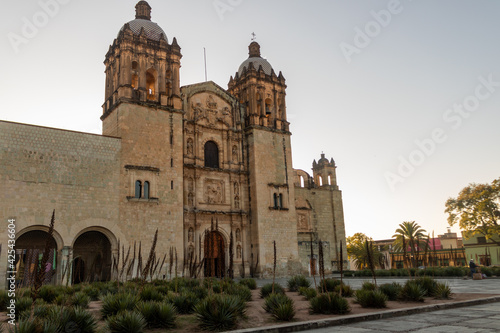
[
  {"left": 238, "top": 57, "right": 273, "bottom": 76},
  {"left": 238, "top": 41, "right": 274, "bottom": 76},
  {"left": 119, "top": 19, "right": 167, "bottom": 42}
]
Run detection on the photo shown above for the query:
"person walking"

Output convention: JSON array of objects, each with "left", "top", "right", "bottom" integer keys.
[{"left": 469, "top": 259, "right": 478, "bottom": 278}]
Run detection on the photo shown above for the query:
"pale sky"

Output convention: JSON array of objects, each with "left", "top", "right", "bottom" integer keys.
[{"left": 1, "top": 0, "right": 499, "bottom": 240}]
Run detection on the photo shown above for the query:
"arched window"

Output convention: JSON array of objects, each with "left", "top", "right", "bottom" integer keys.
[
  {"left": 135, "top": 181, "right": 142, "bottom": 198},
  {"left": 273, "top": 193, "right": 278, "bottom": 209},
  {"left": 131, "top": 61, "right": 139, "bottom": 90},
  {"left": 204, "top": 141, "right": 219, "bottom": 168},
  {"left": 279, "top": 194, "right": 283, "bottom": 208},
  {"left": 328, "top": 175, "right": 332, "bottom": 185},
  {"left": 146, "top": 70, "right": 156, "bottom": 100},
  {"left": 300, "top": 176, "right": 305, "bottom": 188},
  {"left": 144, "top": 181, "right": 150, "bottom": 199},
  {"left": 265, "top": 98, "right": 272, "bottom": 115},
  {"left": 318, "top": 176, "right": 323, "bottom": 186}
]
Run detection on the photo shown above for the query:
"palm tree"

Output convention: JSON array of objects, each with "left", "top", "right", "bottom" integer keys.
[
  {"left": 347, "top": 233, "right": 385, "bottom": 270},
  {"left": 392, "top": 221, "right": 427, "bottom": 269}
]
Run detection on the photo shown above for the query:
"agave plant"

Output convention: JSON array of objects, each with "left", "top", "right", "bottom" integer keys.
[
  {"left": 107, "top": 311, "right": 146, "bottom": 333},
  {"left": 194, "top": 294, "right": 246, "bottom": 331},
  {"left": 309, "top": 292, "right": 350, "bottom": 315},
  {"left": 287, "top": 275, "right": 311, "bottom": 292},
  {"left": 136, "top": 301, "right": 177, "bottom": 329},
  {"left": 101, "top": 293, "right": 139, "bottom": 319},
  {"left": 263, "top": 293, "right": 295, "bottom": 321}
]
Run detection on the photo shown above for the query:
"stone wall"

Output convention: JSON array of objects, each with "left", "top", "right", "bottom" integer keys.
[{"left": 0, "top": 121, "right": 122, "bottom": 288}]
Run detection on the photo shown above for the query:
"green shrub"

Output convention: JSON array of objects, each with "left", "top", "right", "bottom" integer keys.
[
  {"left": 139, "top": 286, "right": 163, "bottom": 302},
  {"left": 101, "top": 293, "right": 139, "bottom": 319},
  {"left": 444, "top": 266, "right": 466, "bottom": 277},
  {"left": 107, "top": 311, "right": 146, "bottom": 333},
  {"left": 38, "top": 285, "right": 59, "bottom": 303},
  {"left": 82, "top": 286, "right": 100, "bottom": 301},
  {"left": 317, "top": 278, "right": 342, "bottom": 292},
  {"left": 72, "top": 292, "right": 91, "bottom": 308},
  {"left": 379, "top": 282, "right": 402, "bottom": 301},
  {"left": 491, "top": 266, "right": 500, "bottom": 277},
  {"left": 37, "top": 305, "right": 98, "bottom": 333},
  {"left": 400, "top": 281, "right": 426, "bottom": 302},
  {"left": 361, "top": 281, "right": 376, "bottom": 291},
  {"left": 354, "top": 290, "right": 387, "bottom": 308},
  {"left": 309, "top": 292, "right": 350, "bottom": 315},
  {"left": 225, "top": 284, "right": 252, "bottom": 302},
  {"left": 194, "top": 294, "right": 246, "bottom": 331},
  {"left": 433, "top": 282, "right": 452, "bottom": 299},
  {"left": 480, "top": 267, "right": 492, "bottom": 277},
  {"left": 0, "top": 290, "right": 9, "bottom": 311},
  {"left": 298, "top": 287, "right": 317, "bottom": 300},
  {"left": 343, "top": 271, "right": 354, "bottom": 277},
  {"left": 414, "top": 276, "right": 437, "bottom": 296},
  {"left": 15, "top": 297, "right": 32, "bottom": 316},
  {"left": 8, "top": 318, "right": 37, "bottom": 333},
  {"left": 19, "top": 304, "right": 52, "bottom": 320},
  {"left": 136, "top": 301, "right": 177, "bottom": 329},
  {"left": 170, "top": 292, "right": 199, "bottom": 314},
  {"left": 260, "top": 283, "right": 285, "bottom": 298},
  {"left": 264, "top": 294, "right": 295, "bottom": 321},
  {"left": 189, "top": 285, "right": 209, "bottom": 300},
  {"left": 239, "top": 278, "right": 257, "bottom": 290},
  {"left": 287, "top": 275, "right": 311, "bottom": 292},
  {"left": 334, "top": 284, "right": 354, "bottom": 297}
]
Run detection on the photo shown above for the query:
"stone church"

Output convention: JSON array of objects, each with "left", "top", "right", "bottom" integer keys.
[{"left": 0, "top": 1, "right": 346, "bottom": 287}]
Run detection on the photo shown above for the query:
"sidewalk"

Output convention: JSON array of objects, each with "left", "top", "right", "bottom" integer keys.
[{"left": 227, "top": 276, "right": 500, "bottom": 333}]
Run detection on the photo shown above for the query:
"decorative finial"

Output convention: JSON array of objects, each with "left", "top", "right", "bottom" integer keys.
[{"left": 251, "top": 32, "right": 256, "bottom": 41}]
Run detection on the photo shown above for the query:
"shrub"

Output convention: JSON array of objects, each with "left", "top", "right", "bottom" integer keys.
[
  {"left": 317, "top": 278, "right": 342, "bottom": 292},
  {"left": 0, "top": 290, "right": 9, "bottom": 311},
  {"left": 8, "top": 318, "right": 37, "bottom": 333},
  {"left": 39, "top": 305, "right": 98, "bottom": 333},
  {"left": 334, "top": 284, "right": 354, "bottom": 297},
  {"left": 194, "top": 294, "right": 245, "bottom": 331},
  {"left": 400, "top": 281, "right": 426, "bottom": 302},
  {"left": 239, "top": 278, "right": 257, "bottom": 290},
  {"left": 136, "top": 301, "right": 177, "bottom": 329},
  {"left": 82, "top": 286, "right": 100, "bottom": 301},
  {"left": 139, "top": 286, "right": 163, "bottom": 302},
  {"left": 298, "top": 287, "right": 317, "bottom": 300},
  {"left": 433, "top": 282, "right": 452, "bottom": 299},
  {"left": 71, "top": 292, "right": 91, "bottom": 308},
  {"left": 101, "top": 293, "right": 139, "bottom": 319},
  {"left": 309, "top": 292, "right": 350, "bottom": 315},
  {"left": 38, "top": 285, "right": 59, "bottom": 303},
  {"left": 260, "top": 283, "right": 285, "bottom": 298},
  {"left": 354, "top": 290, "right": 387, "bottom": 308},
  {"left": 225, "top": 284, "right": 252, "bottom": 302},
  {"left": 189, "top": 285, "right": 209, "bottom": 300},
  {"left": 263, "top": 293, "right": 295, "bottom": 321},
  {"left": 287, "top": 275, "right": 311, "bottom": 292},
  {"left": 361, "top": 281, "right": 376, "bottom": 291},
  {"left": 414, "top": 276, "right": 437, "bottom": 296},
  {"left": 379, "top": 282, "right": 402, "bottom": 301},
  {"left": 15, "top": 297, "right": 32, "bottom": 316},
  {"left": 170, "top": 292, "right": 199, "bottom": 314},
  {"left": 107, "top": 311, "right": 146, "bottom": 333}
]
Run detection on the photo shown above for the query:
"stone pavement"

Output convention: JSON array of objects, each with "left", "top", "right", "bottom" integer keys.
[
  {"left": 301, "top": 302, "right": 500, "bottom": 332},
  {"left": 229, "top": 276, "right": 500, "bottom": 333}
]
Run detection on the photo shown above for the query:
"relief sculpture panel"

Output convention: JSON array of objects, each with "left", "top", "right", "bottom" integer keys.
[{"left": 204, "top": 179, "right": 225, "bottom": 204}]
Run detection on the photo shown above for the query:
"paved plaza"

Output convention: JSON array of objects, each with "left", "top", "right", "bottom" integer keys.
[
  {"left": 301, "top": 302, "right": 500, "bottom": 333},
  {"left": 245, "top": 276, "right": 500, "bottom": 333}
]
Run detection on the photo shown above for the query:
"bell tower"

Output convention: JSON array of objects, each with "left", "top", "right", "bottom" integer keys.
[
  {"left": 312, "top": 154, "right": 338, "bottom": 188},
  {"left": 228, "top": 41, "right": 300, "bottom": 276},
  {"left": 101, "top": 0, "right": 182, "bottom": 135},
  {"left": 228, "top": 42, "right": 288, "bottom": 131}
]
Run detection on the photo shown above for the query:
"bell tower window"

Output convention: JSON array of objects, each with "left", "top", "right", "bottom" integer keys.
[
  {"left": 204, "top": 141, "right": 219, "bottom": 168},
  {"left": 146, "top": 70, "right": 156, "bottom": 100},
  {"left": 144, "top": 181, "right": 150, "bottom": 199}
]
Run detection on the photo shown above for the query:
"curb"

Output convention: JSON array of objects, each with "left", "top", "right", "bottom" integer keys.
[{"left": 226, "top": 295, "right": 500, "bottom": 333}]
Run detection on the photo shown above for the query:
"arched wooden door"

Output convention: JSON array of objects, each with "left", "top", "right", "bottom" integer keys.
[{"left": 204, "top": 231, "right": 225, "bottom": 278}]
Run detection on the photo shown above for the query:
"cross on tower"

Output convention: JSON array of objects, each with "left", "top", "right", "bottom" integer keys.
[{"left": 251, "top": 32, "right": 256, "bottom": 41}]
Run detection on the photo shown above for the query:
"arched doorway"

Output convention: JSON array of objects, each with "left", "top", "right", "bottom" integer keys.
[
  {"left": 16, "top": 230, "right": 58, "bottom": 286},
  {"left": 73, "top": 231, "right": 112, "bottom": 283},
  {"left": 204, "top": 231, "right": 225, "bottom": 278}
]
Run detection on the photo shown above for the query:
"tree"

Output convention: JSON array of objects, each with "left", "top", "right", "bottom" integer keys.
[
  {"left": 392, "top": 221, "right": 427, "bottom": 268},
  {"left": 445, "top": 178, "right": 500, "bottom": 245},
  {"left": 346, "top": 233, "right": 385, "bottom": 270}
]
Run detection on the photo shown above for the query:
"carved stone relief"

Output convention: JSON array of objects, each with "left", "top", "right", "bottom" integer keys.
[{"left": 204, "top": 179, "right": 224, "bottom": 204}]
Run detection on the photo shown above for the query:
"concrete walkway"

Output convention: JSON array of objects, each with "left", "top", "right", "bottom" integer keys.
[
  {"left": 301, "top": 302, "right": 500, "bottom": 332},
  {"left": 229, "top": 276, "right": 500, "bottom": 333}
]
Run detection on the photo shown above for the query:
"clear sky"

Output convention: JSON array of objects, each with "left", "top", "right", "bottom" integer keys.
[{"left": 1, "top": 0, "right": 499, "bottom": 240}]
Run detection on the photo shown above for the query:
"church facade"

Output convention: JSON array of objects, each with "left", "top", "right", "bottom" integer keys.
[{"left": 0, "top": 1, "right": 346, "bottom": 287}]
